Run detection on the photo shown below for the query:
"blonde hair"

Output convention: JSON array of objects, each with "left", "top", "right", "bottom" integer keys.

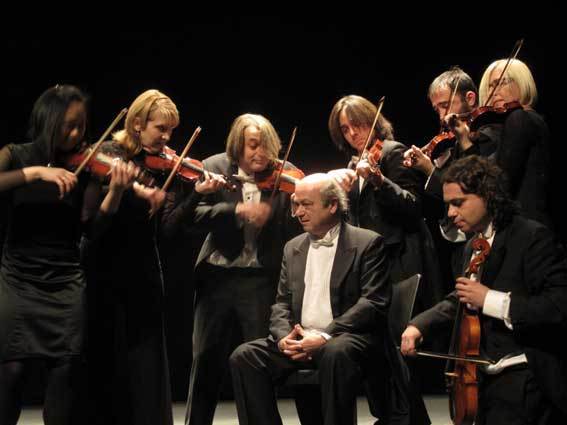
[
  {"left": 328, "top": 95, "right": 394, "bottom": 154},
  {"left": 113, "top": 89, "right": 179, "bottom": 157},
  {"left": 225, "top": 113, "right": 281, "bottom": 163},
  {"left": 479, "top": 59, "right": 538, "bottom": 108}
]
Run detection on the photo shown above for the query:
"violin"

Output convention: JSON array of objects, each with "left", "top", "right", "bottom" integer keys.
[
  {"left": 63, "top": 144, "right": 155, "bottom": 186},
  {"left": 350, "top": 139, "right": 384, "bottom": 171},
  {"left": 143, "top": 146, "right": 236, "bottom": 190},
  {"left": 403, "top": 130, "right": 456, "bottom": 168},
  {"left": 251, "top": 161, "right": 305, "bottom": 194},
  {"left": 466, "top": 101, "right": 523, "bottom": 132},
  {"left": 445, "top": 236, "right": 491, "bottom": 425}
]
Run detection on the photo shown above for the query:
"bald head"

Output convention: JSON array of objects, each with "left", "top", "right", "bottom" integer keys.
[{"left": 292, "top": 173, "right": 348, "bottom": 238}]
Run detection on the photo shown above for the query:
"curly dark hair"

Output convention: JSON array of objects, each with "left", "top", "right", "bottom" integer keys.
[{"left": 442, "top": 155, "right": 519, "bottom": 230}]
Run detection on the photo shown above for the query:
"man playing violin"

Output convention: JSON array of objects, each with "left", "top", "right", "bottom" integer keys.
[
  {"left": 327, "top": 95, "right": 443, "bottom": 314},
  {"left": 404, "top": 66, "right": 498, "bottom": 200},
  {"left": 184, "top": 113, "right": 302, "bottom": 425},
  {"left": 404, "top": 67, "right": 501, "bottom": 295},
  {"left": 401, "top": 155, "right": 567, "bottom": 425}
]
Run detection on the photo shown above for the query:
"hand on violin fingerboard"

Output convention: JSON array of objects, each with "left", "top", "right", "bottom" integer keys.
[
  {"left": 403, "top": 146, "right": 434, "bottom": 176},
  {"left": 108, "top": 161, "right": 139, "bottom": 194},
  {"left": 195, "top": 171, "right": 227, "bottom": 195},
  {"left": 455, "top": 277, "right": 489, "bottom": 310},
  {"left": 444, "top": 113, "right": 473, "bottom": 151},
  {"left": 356, "top": 159, "right": 384, "bottom": 188}
]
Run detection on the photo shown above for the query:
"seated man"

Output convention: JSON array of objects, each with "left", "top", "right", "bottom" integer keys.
[
  {"left": 230, "top": 173, "right": 422, "bottom": 425},
  {"left": 401, "top": 156, "right": 567, "bottom": 424}
]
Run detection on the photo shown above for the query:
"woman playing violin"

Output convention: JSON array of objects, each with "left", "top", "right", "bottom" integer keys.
[
  {"left": 0, "top": 85, "right": 137, "bottom": 425},
  {"left": 184, "top": 113, "right": 302, "bottom": 425},
  {"left": 84, "top": 89, "right": 223, "bottom": 425},
  {"left": 401, "top": 156, "right": 567, "bottom": 425},
  {"left": 478, "top": 58, "right": 552, "bottom": 228}
]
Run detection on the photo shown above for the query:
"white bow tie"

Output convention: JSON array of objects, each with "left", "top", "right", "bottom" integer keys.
[{"left": 310, "top": 236, "right": 335, "bottom": 248}]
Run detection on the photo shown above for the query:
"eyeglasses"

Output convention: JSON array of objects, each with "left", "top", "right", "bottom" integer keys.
[{"left": 488, "top": 77, "right": 514, "bottom": 90}]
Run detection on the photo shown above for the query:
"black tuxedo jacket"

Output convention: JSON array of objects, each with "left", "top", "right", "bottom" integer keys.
[
  {"left": 411, "top": 215, "right": 567, "bottom": 414},
  {"left": 269, "top": 222, "right": 390, "bottom": 340},
  {"left": 192, "top": 152, "right": 301, "bottom": 274}
]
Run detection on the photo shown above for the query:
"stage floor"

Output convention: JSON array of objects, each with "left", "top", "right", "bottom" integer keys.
[{"left": 18, "top": 395, "right": 451, "bottom": 424}]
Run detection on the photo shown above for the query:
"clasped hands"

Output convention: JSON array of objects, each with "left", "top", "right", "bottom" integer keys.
[{"left": 277, "top": 324, "right": 327, "bottom": 362}]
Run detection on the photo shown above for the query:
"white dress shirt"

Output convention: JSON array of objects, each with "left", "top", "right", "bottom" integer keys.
[{"left": 301, "top": 223, "right": 341, "bottom": 334}]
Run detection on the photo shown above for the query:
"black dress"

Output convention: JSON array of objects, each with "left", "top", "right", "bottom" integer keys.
[
  {"left": 85, "top": 142, "right": 198, "bottom": 425},
  {"left": 0, "top": 143, "right": 86, "bottom": 362},
  {"left": 496, "top": 109, "right": 552, "bottom": 228}
]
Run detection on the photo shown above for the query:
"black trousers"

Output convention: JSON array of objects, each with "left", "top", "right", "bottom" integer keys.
[
  {"left": 184, "top": 264, "right": 276, "bottom": 425},
  {"left": 476, "top": 366, "right": 565, "bottom": 425},
  {"left": 229, "top": 333, "right": 381, "bottom": 425}
]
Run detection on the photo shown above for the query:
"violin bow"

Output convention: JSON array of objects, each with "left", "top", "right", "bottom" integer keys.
[
  {"left": 483, "top": 38, "right": 524, "bottom": 108},
  {"left": 446, "top": 76, "right": 461, "bottom": 119},
  {"left": 161, "top": 126, "right": 202, "bottom": 193},
  {"left": 359, "top": 96, "right": 385, "bottom": 157},
  {"left": 269, "top": 126, "right": 298, "bottom": 203},
  {"left": 399, "top": 348, "right": 494, "bottom": 365},
  {"left": 74, "top": 108, "right": 128, "bottom": 175}
]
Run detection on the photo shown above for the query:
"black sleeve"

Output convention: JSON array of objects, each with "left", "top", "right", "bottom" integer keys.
[
  {"left": 373, "top": 142, "right": 423, "bottom": 221},
  {"left": 160, "top": 180, "right": 204, "bottom": 240},
  {"left": 496, "top": 110, "right": 539, "bottom": 197}
]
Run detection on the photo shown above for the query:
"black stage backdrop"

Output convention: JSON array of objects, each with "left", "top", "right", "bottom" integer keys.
[{"left": 2, "top": 21, "right": 555, "bottom": 402}]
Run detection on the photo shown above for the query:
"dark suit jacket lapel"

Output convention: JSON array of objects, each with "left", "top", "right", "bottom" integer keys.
[
  {"left": 329, "top": 224, "right": 356, "bottom": 315},
  {"left": 461, "top": 227, "right": 508, "bottom": 289},
  {"left": 481, "top": 227, "right": 508, "bottom": 289},
  {"left": 291, "top": 235, "right": 310, "bottom": 321}
]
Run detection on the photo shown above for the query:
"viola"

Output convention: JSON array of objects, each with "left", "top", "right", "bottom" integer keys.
[
  {"left": 445, "top": 236, "right": 491, "bottom": 425},
  {"left": 252, "top": 161, "right": 305, "bottom": 194},
  {"left": 63, "top": 144, "right": 155, "bottom": 186},
  {"left": 143, "top": 146, "right": 236, "bottom": 190}
]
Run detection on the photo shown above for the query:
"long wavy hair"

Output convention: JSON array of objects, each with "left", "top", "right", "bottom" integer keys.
[{"left": 328, "top": 95, "right": 394, "bottom": 157}]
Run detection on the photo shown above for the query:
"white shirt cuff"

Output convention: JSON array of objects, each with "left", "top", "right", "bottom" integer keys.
[{"left": 483, "top": 290, "right": 513, "bottom": 329}]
